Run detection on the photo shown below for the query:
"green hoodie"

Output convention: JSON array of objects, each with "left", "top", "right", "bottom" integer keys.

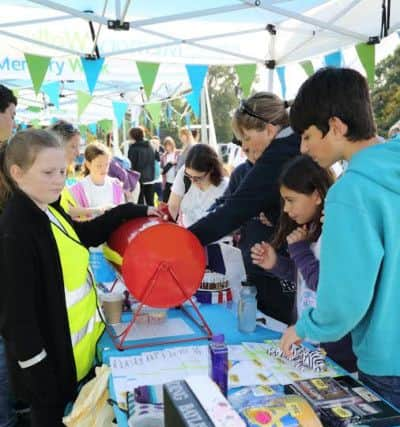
[{"left": 296, "top": 137, "right": 400, "bottom": 375}]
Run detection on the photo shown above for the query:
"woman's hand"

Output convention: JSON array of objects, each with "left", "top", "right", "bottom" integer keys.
[
  {"left": 250, "top": 241, "right": 277, "bottom": 270},
  {"left": 286, "top": 225, "right": 308, "bottom": 244},
  {"left": 280, "top": 325, "right": 303, "bottom": 357}
]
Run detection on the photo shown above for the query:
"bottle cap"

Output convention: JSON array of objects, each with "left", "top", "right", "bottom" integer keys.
[{"left": 211, "top": 334, "right": 225, "bottom": 343}]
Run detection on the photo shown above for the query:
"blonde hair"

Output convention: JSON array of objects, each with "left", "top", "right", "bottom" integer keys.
[
  {"left": 163, "top": 136, "right": 176, "bottom": 151},
  {"left": 0, "top": 129, "right": 61, "bottom": 205},
  {"left": 232, "top": 92, "right": 289, "bottom": 141},
  {"left": 178, "top": 127, "right": 195, "bottom": 144},
  {"left": 82, "top": 142, "right": 110, "bottom": 176}
]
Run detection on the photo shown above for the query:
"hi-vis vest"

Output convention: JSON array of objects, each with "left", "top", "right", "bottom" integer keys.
[{"left": 48, "top": 207, "right": 104, "bottom": 381}]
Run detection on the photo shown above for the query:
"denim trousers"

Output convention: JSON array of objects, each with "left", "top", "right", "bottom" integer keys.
[
  {"left": 359, "top": 371, "right": 400, "bottom": 410},
  {"left": 0, "top": 336, "right": 16, "bottom": 427}
]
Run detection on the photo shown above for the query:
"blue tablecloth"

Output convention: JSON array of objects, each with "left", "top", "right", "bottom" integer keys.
[{"left": 97, "top": 303, "right": 282, "bottom": 426}]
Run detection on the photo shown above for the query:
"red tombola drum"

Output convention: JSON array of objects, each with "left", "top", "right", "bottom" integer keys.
[{"left": 105, "top": 217, "right": 206, "bottom": 308}]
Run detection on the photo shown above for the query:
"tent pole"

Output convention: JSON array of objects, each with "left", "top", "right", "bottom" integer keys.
[
  {"left": 267, "top": 24, "right": 276, "bottom": 93},
  {"left": 204, "top": 84, "right": 217, "bottom": 151},
  {"left": 200, "top": 87, "right": 208, "bottom": 144},
  {"left": 115, "top": 0, "right": 121, "bottom": 21}
]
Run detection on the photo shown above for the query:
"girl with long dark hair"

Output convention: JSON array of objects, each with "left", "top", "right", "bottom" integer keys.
[{"left": 251, "top": 155, "right": 356, "bottom": 371}]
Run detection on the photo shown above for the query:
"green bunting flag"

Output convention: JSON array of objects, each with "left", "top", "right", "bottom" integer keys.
[
  {"left": 355, "top": 43, "right": 375, "bottom": 86},
  {"left": 27, "top": 106, "right": 42, "bottom": 113},
  {"left": 24, "top": 53, "right": 51, "bottom": 95},
  {"left": 136, "top": 62, "right": 160, "bottom": 99},
  {"left": 146, "top": 102, "right": 162, "bottom": 127},
  {"left": 234, "top": 64, "right": 257, "bottom": 97},
  {"left": 77, "top": 90, "right": 93, "bottom": 118},
  {"left": 97, "top": 119, "right": 113, "bottom": 134},
  {"left": 300, "top": 60, "right": 314, "bottom": 77},
  {"left": 78, "top": 124, "right": 88, "bottom": 135}
]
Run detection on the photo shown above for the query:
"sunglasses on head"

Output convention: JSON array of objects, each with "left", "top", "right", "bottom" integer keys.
[
  {"left": 238, "top": 100, "right": 270, "bottom": 124},
  {"left": 53, "top": 122, "right": 78, "bottom": 134}
]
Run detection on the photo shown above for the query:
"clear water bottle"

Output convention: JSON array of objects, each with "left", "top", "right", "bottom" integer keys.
[{"left": 238, "top": 281, "right": 257, "bottom": 332}]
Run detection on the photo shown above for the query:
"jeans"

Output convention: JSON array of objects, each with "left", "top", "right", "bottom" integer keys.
[
  {"left": 0, "top": 336, "right": 16, "bottom": 427},
  {"left": 359, "top": 371, "right": 400, "bottom": 410}
]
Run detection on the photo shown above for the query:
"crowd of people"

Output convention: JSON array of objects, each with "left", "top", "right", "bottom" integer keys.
[{"left": 0, "top": 65, "right": 400, "bottom": 426}]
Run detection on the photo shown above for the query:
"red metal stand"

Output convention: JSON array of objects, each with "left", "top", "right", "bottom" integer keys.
[{"left": 106, "top": 261, "right": 212, "bottom": 351}]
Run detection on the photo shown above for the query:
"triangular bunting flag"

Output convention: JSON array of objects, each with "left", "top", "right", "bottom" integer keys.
[
  {"left": 276, "top": 66, "right": 286, "bottom": 100},
  {"left": 27, "top": 106, "right": 42, "bottom": 113},
  {"left": 185, "top": 92, "right": 200, "bottom": 118},
  {"left": 42, "top": 81, "right": 61, "bottom": 109},
  {"left": 324, "top": 50, "right": 343, "bottom": 68},
  {"left": 112, "top": 101, "right": 128, "bottom": 128},
  {"left": 98, "top": 119, "right": 113, "bottom": 134},
  {"left": 186, "top": 64, "right": 208, "bottom": 99},
  {"left": 146, "top": 102, "right": 162, "bottom": 127},
  {"left": 136, "top": 62, "right": 160, "bottom": 99},
  {"left": 78, "top": 124, "right": 88, "bottom": 135},
  {"left": 300, "top": 60, "right": 314, "bottom": 77},
  {"left": 88, "top": 123, "right": 97, "bottom": 135},
  {"left": 24, "top": 53, "right": 51, "bottom": 95},
  {"left": 81, "top": 57, "right": 105, "bottom": 95},
  {"left": 355, "top": 43, "right": 375, "bottom": 86},
  {"left": 77, "top": 90, "right": 93, "bottom": 118},
  {"left": 234, "top": 64, "right": 257, "bottom": 98}
]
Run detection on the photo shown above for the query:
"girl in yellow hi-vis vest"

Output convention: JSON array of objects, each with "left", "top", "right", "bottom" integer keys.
[{"left": 0, "top": 129, "right": 161, "bottom": 427}]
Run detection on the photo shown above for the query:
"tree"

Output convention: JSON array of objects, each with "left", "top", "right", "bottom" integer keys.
[
  {"left": 207, "top": 66, "right": 241, "bottom": 143},
  {"left": 371, "top": 44, "right": 400, "bottom": 137}
]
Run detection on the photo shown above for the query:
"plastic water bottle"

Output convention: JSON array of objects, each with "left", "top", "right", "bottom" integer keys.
[
  {"left": 208, "top": 334, "right": 228, "bottom": 396},
  {"left": 238, "top": 281, "right": 257, "bottom": 333}
]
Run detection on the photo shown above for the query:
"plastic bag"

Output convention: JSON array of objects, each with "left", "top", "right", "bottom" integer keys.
[{"left": 63, "top": 365, "right": 115, "bottom": 427}]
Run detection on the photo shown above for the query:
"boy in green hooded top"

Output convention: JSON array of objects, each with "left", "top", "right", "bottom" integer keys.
[{"left": 280, "top": 68, "right": 400, "bottom": 409}]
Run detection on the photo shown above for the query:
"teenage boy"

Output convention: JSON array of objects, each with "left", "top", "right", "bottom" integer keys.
[
  {"left": 0, "top": 84, "right": 17, "bottom": 427},
  {"left": 280, "top": 67, "right": 400, "bottom": 408}
]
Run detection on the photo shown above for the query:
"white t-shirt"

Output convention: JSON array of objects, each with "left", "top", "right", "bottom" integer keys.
[
  {"left": 80, "top": 175, "right": 116, "bottom": 208},
  {"left": 171, "top": 166, "right": 228, "bottom": 228},
  {"left": 164, "top": 152, "right": 177, "bottom": 184}
]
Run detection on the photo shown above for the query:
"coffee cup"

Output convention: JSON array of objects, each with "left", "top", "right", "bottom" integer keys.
[{"left": 100, "top": 293, "right": 124, "bottom": 324}]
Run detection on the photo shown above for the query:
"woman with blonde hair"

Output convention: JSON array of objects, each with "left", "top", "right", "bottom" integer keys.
[
  {"left": 161, "top": 136, "right": 178, "bottom": 202},
  {"left": 176, "top": 127, "right": 196, "bottom": 171},
  {"left": 189, "top": 92, "right": 301, "bottom": 324}
]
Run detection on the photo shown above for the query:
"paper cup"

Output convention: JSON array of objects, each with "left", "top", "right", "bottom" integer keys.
[{"left": 100, "top": 293, "right": 124, "bottom": 324}]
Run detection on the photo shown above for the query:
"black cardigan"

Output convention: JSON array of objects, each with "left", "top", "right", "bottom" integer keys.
[
  {"left": 0, "top": 190, "right": 147, "bottom": 406},
  {"left": 189, "top": 130, "right": 301, "bottom": 245}
]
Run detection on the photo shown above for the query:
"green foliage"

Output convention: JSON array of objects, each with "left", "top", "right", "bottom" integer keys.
[
  {"left": 371, "top": 44, "right": 400, "bottom": 137},
  {"left": 208, "top": 65, "right": 241, "bottom": 143}
]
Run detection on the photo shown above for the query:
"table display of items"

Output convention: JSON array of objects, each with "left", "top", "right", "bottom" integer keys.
[
  {"left": 195, "top": 270, "right": 232, "bottom": 304},
  {"left": 285, "top": 375, "right": 400, "bottom": 427}
]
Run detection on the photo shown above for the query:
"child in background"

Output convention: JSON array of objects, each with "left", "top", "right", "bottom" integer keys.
[
  {"left": 69, "top": 142, "right": 124, "bottom": 219},
  {"left": 251, "top": 155, "right": 356, "bottom": 371},
  {"left": 69, "top": 142, "right": 125, "bottom": 285}
]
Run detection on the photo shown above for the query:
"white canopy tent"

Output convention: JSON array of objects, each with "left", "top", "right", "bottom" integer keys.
[{"left": 0, "top": 0, "right": 398, "bottom": 139}]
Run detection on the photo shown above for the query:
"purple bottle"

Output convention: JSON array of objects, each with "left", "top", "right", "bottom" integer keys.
[{"left": 208, "top": 334, "right": 228, "bottom": 397}]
